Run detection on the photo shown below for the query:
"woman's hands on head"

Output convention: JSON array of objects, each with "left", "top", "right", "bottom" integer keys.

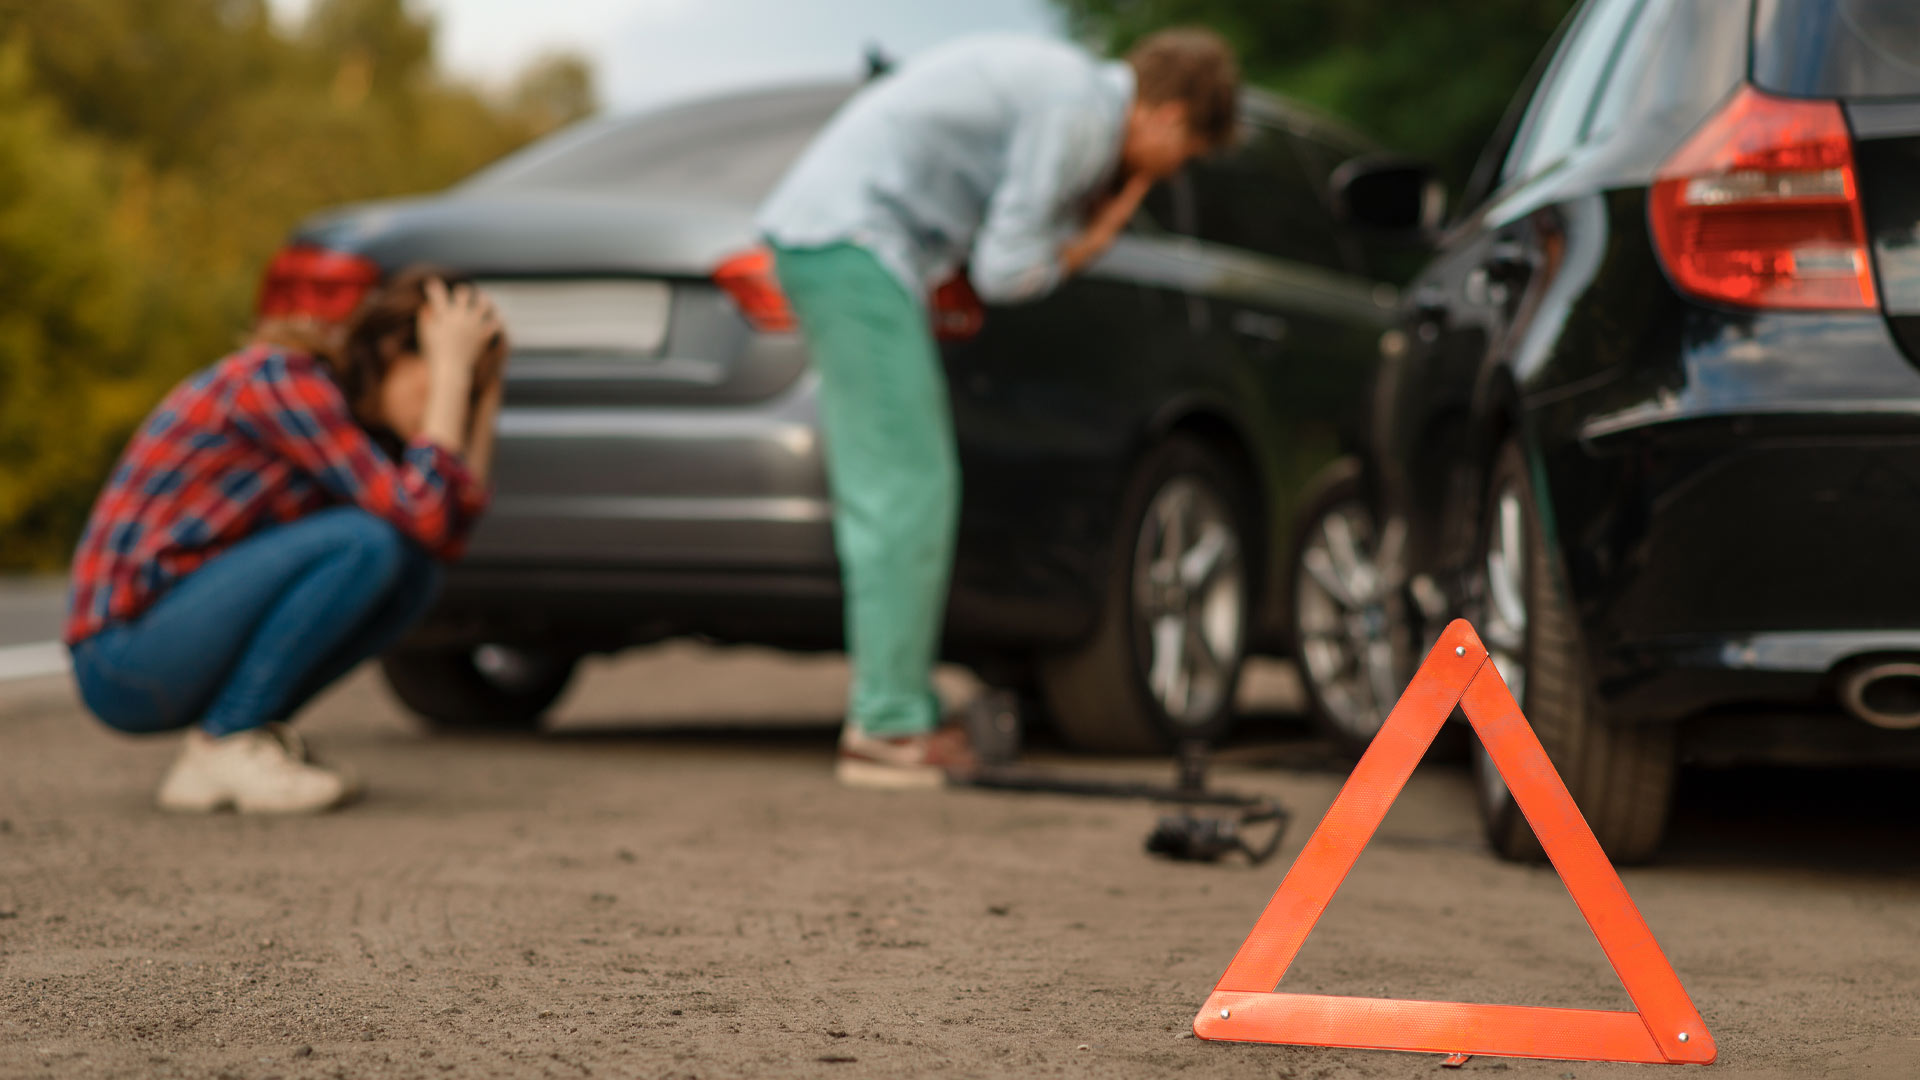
[
  {"left": 419, "top": 278, "right": 505, "bottom": 381},
  {"left": 415, "top": 278, "right": 507, "bottom": 457}
]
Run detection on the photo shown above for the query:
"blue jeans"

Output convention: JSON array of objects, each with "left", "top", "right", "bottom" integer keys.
[{"left": 70, "top": 507, "right": 443, "bottom": 737}]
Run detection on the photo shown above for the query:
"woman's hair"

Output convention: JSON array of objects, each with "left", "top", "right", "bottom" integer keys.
[
  {"left": 322, "top": 264, "right": 503, "bottom": 432},
  {"left": 250, "top": 315, "right": 342, "bottom": 359}
]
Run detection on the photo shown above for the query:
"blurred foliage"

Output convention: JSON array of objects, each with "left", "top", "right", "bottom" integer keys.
[
  {"left": 1057, "top": 0, "right": 1577, "bottom": 190},
  {"left": 510, "top": 53, "right": 599, "bottom": 135},
  {"left": 0, "top": 0, "right": 596, "bottom": 569}
]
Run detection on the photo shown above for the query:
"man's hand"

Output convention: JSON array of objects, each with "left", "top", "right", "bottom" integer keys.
[{"left": 1061, "top": 172, "right": 1156, "bottom": 277}]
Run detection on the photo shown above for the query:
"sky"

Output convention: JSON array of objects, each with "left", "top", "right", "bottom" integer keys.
[{"left": 266, "top": 0, "right": 1069, "bottom": 112}]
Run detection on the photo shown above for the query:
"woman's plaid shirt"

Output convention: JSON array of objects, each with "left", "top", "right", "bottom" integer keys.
[{"left": 66, "top": 345, "right": 488, "bottom": 645}]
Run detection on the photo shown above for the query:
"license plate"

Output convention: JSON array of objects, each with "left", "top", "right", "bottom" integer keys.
[{"left": 479, "top": 280, "right": 672, "bottom": 356}]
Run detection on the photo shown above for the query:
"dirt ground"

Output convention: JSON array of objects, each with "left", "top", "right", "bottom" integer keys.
[{"left": 3, "top": 646, "right": 1919, "bottom": 1080}]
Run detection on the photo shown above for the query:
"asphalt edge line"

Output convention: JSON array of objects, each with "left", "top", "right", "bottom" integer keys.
[{"left": 0, "top": 641, "right": 70, "bottom": 682}]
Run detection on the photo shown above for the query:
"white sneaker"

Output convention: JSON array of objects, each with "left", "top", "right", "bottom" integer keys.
[{"left": 155, "top": 725, "right": 354, "bottom": 814}]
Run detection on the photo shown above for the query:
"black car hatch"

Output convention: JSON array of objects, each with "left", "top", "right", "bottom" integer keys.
[
  {"left": 1754, "top": 0, "right": 1920, "bottom": 362},
  {"left": 1848, "top": 100, "right": 1920, "bottom": 365}
]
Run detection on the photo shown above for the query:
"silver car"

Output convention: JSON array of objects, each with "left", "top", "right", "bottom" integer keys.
[{"left": 262, "top": 79, "right": 1414, "bottom": 751}]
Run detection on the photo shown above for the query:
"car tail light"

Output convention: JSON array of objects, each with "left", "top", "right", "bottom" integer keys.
[
  {"left": 1649, "top": 85, "right": 1876, "bottom": 311},
  {"left": 715, "top": 247, "right": 989, "bottom": 340},
  {"left": 714, "top": 248, "right": 796, "bottom": 332},
  {"left": 930, "top": 273, "right": 984, "bottom": 341},
  {"left": 256, "top": 245, "right": 382, "bottom": 322}
]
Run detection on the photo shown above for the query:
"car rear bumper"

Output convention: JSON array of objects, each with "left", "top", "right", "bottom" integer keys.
[
  {"left": 412, "top": 366, "right": 843, "bottom": 650},
  {"left": 463, "top": 370, "right": 837, "bottom": 570},
  {"left": 1599, "top": 630, "right": 1920, "bottom": 727},
  {"left": 474, "top": 493, "right": 834, "bottom": 566},
  {"left": 1539, "top": 311, "right": 1920, "bottom": 727},
  {"left": 436, "top": 351, "right": 1107, "bottom": 655},
  {"left": 415, "top": 563, "right": 846, "bottom": 653}
]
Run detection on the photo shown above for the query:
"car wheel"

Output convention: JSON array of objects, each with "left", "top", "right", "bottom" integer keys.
[
  {"left": 1039, "top": 437, "right": 1253, "bottom": 753},
  {"left": 1289, "top": 461, "right": 1407, "bottom": 755},
  {"left": 380, "top": 645, "right": 579, "bottom": 733},
  {"left": 1469, "top": 440, "right": 1675, "bottom": 864}
]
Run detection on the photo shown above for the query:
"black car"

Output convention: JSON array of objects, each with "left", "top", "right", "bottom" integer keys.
[
  {"left": 261, "top": 79, "right": 1414, "bottom": 752},
  {"left": 1299, "top": 0, "right": 1920, "bottom": 861}
]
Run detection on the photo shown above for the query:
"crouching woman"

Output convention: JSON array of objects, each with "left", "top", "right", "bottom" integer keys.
[{"left": 65, "top": 268, "right": 506, "bottom": 814}]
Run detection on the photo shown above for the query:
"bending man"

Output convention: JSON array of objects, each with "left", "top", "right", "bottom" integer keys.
[{"left": 757, "top": 29, "right": 1240, "bottom": 788}]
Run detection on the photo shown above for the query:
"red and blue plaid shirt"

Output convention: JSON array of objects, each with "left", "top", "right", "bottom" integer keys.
[{"left": 66, "top": 345, "right": 489, "bottom": 645}]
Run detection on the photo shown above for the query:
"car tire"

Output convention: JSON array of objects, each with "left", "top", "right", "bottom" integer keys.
[
  {"left": 1038, "top": 437, "right": 1254, "bottom": 753},
  {"left": 1289, "top": 459, "right": 1409, "bottom": 756},
  {"left": 1470, "top": 440, "right": 1675, "bottom": 864},
  {"left": 380, "top": 645, "right": 579, "bottom": 734}
]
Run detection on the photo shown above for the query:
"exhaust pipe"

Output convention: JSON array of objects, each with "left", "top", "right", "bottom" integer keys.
[{"left": 1838, "top": 661, "right": 1920, "bottom": 730}]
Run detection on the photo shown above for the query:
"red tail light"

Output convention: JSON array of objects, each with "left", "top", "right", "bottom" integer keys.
[
  {"left": 1650, "top": 85, "right": 1876, "bottom": 311},
  {"left": 930, "top": 273, "right": 985, "bottom": 342},
  {"left": 715, "top": 247, "right": 987, "bottom": 340},
  {"left": 256, "top": 245, "right": 382, "bottom": 322},
  {"left": 714, "top": 248, "right": 796, "bottom": 332}
]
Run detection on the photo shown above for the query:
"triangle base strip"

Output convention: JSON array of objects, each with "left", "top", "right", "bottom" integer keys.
[
  {"left": 1195, "top": 991, "right": 1685, "bottom": 1065},
  {"left": 1191, "top": 621, "right": 1716, "bottom": 1066}
]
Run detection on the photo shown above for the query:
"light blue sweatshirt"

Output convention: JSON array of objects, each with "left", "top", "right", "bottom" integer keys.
[{"left": 757, "top": 34, "right": 1134, "bottom": 305}]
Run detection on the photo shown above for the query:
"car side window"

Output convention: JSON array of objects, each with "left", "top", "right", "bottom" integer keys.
[
  {"left": 1503, "top": 0, "right": 1652, "bottom": 183},
  {"left": 1188, "top": 124, "right": 1349, "bottom": 271},
  {"left": 1453, "top": 29, "right": 1567, "bottom": 220},
  {"left": 1284, "top": 131, "right": 1368, "bottom": 273},
  {"left": 1585, "top": 0, "right": 1675, "bottom": 142},
  {"left": 1613, "top": 0, "right": 1751, "bottom": 136}
]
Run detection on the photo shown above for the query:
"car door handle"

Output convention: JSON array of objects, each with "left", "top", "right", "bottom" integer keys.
[{"left": 1231, "top": 310, "right": 1288, "bottom": 345}]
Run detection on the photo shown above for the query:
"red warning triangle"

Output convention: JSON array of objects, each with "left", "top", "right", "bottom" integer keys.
[{"left": 1194, "top": 620, "right": 1715, "bottom": 1065}]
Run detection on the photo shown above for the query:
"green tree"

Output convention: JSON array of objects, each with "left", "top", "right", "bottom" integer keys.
[
  {"left": 0, "top": 0, "right": 598, "bottom": 568},
  {"left": 510, "top": 53, "right": 598, "bottom": 134},
  {"left": 306, "top": 0, "right": 435, "bottom": 100},
  {"left": 1057, "top": 0, "right": 1576, "bottom": 189},
  {"left": 0, "top": 0, "right": 286, "bottom": 173},
  {"left": 0, "top": 38, "right": 172, "bottom": 564}
]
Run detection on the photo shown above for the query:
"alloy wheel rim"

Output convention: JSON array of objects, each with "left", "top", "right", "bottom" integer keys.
[
  {"left": 1294, "top": 500, "right": 1398, "bottom": 743},
  {"left": 1475, "top": 484, "right": 1530, "bottom": 810},
  {"left": 1133, "top": 477, "right": 1245, "bottom": 728}
]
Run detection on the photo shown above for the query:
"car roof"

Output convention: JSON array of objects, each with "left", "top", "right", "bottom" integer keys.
[
  {"left": 1241, "top": 90, "right": 1377, "bottom": 154},
  {"left": 465, "top": 78, "right": 1379, "bottom": 202},
  {"left": 463, "top": 82, "right": 854, "bottom": 197}
]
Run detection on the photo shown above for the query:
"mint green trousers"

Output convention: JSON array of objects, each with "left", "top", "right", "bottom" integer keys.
[{"left": 772, "top": 243, "right": 957, "bottom": 736}]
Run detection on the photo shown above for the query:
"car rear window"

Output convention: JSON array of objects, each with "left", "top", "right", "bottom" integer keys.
[
  {"left": 465, "top": 86, "right": 850, "bottom": 202},
  {"left": 1753, "top": 0, "right": 1920, "bottom": 99}
]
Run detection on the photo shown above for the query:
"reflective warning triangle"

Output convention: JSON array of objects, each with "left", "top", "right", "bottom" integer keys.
[{"left": 1194, "top": 620, "right": 1715, "bottom": 1065}]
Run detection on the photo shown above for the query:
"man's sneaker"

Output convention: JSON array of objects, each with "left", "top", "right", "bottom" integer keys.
[
  {"left": 155, "top": 725, "right": 354, "bottom": 814},
  {"left": 835, "top": 724, "right": 980, "bottom": 790}
]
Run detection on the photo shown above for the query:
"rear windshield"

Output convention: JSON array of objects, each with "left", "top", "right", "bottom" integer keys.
[
  {"left": 465, "top": 86, "right": 849, "bottom": 202},
  {"left": 1753, "top": 0, "right": 1920, "bottom": 99}
]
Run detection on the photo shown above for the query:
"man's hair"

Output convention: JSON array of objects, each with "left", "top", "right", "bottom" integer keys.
[{"left": 1126, "top": 28, "right": 1241, "bottom": 149}]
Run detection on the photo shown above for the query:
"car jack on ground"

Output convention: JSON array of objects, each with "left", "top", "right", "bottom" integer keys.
[{"left": 957, "top": 691, "right": 1288, "bottom": 865}]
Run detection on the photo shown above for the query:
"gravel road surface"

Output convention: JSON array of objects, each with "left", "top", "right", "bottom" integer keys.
[{"left": 2, "top": 646, "right": 1916, "bottom": 1079}]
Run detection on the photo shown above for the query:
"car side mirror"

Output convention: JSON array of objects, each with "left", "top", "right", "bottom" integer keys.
[{"left": 1331, "top": 157, "right": 1446, "bottom": 241}]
